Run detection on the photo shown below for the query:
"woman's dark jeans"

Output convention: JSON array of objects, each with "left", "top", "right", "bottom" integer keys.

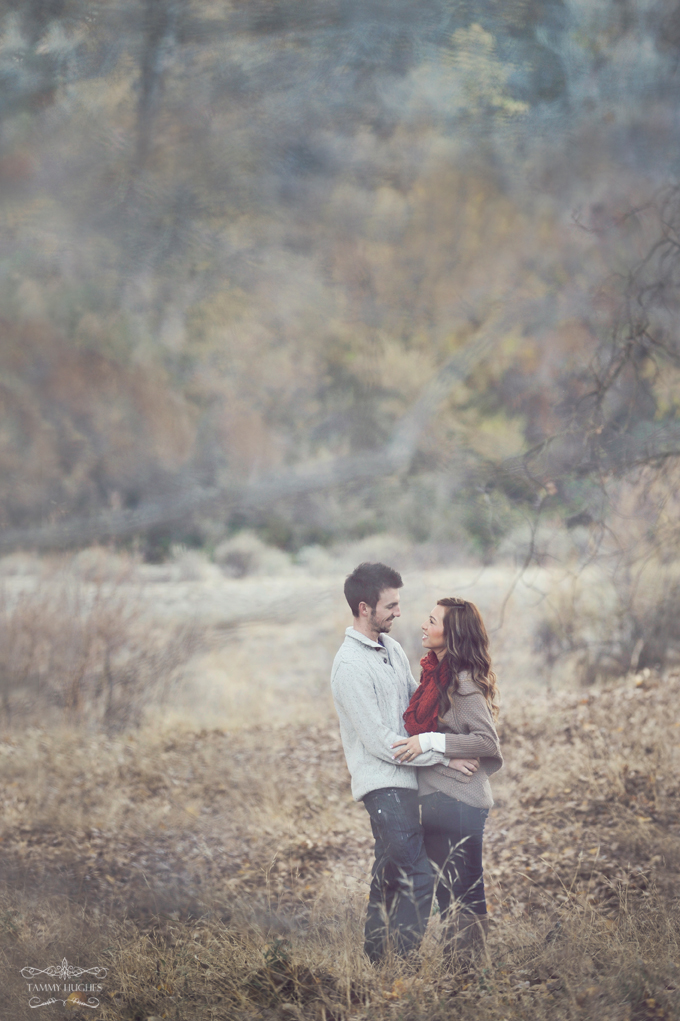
[
  {"left": 420, "top": 791, "right": 489, "bottom": 919},
  {"left": 362, "top": 787, "right": 435, "bottom": 962}
]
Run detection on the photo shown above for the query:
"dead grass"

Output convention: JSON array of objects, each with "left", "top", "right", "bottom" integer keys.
[
  {"left": 0, "top": 668, "right": 679, "bottom": 1018},
  {"left": 0, "top": 556, "right": 677, "bottom": 1018},
  {"left": 0, "top": 571, "right": 205, "bottom": 729}
]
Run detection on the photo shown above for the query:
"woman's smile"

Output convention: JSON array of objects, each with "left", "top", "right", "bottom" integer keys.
[{"left": 421, "top": 604, "right": 447, "bottom": 658}]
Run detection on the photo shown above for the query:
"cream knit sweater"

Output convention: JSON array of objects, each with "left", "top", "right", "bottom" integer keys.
[{"left": 331, "top": 627, "right": 450, "bottom": 801}]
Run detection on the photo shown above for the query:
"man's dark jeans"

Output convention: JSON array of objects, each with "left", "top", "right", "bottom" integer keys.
[
  {"left": 362, "top": 787, "right": 434, "bottom": 962},
  {"left": 420, "top": 790, "right": 489, "bottom": 919}
]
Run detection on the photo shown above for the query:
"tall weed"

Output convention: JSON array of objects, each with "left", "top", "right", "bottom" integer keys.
[{"left": 0, "top": 579, "right": 202, "bottom": 728}]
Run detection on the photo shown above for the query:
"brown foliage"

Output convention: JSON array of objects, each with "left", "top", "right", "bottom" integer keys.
[{"left": 0, "top": 321, "right": 195, "bottom": 529}]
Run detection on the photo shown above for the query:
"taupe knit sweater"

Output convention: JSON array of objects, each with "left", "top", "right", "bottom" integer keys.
[{"left": 417, "top": 672, "right": 503, "bottom": 809}]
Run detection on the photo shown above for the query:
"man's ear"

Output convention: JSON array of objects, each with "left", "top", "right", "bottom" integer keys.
[{"left": 358, "top": 600, "right": 370, "bottom": 618}]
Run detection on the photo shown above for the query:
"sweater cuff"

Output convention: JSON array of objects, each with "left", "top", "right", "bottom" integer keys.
[{"left": 418, "top": 732, "right": 446, "bottom": 753}]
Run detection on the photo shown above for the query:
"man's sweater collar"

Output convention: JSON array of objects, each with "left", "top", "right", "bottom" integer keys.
[{"left": 345, "top": 626, "right": 385, "bottom": 649}]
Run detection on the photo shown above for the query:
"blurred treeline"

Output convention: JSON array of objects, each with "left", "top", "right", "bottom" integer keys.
[{"left": 2, "top": 0, "right": 680, "bottom": 559}]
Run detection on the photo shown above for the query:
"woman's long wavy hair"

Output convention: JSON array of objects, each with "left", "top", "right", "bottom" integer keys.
[{"left": 436, "top": 597, "right": 499, "bottom": 722}]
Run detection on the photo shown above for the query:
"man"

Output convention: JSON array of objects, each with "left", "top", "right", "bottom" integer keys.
[{"left": 330, "top": 562, "right": 451, "bottom": 962}]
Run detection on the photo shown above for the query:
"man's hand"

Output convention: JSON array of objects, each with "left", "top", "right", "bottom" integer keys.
[
  {"left": 448, "top": 758, "right": 479, "bottom": 776},
  {"left": 392, "top": 735, "right": 422, "bottom": 762}
]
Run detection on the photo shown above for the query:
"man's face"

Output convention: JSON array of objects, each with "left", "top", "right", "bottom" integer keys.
[{"left": 369, "top": 587, "right": 401, "bottom": 634}]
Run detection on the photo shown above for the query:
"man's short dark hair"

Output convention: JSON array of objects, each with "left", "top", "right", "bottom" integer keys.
[{"left": 344, "top": 562, "right": 403, "bottom": 617}]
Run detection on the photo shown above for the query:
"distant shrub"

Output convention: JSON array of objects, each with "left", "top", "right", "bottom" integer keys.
[
  {"left": 0, "top": 578, "right": 203, "bottom": 729},
  {"left": 214, "top": 531, "right": 291, "bottom": 577},
  {"left": 533, "top": 561, "right": 680, "bottom": 685}
]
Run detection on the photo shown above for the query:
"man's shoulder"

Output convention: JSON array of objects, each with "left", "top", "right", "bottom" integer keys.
[
  {"left": 331, "top": 634, "right": 369, "bottom": 676},
  {"left": 331, "top": 630, "right": 407, "bottom": 670},
  {"left": 335, "top": 628, "right": 384, "bottom": 657},
  {"left": 334, "top": 630, "right": 363, "bottom": 656}
]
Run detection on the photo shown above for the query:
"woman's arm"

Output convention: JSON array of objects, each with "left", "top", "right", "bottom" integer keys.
[
  {"left": 443, "top": 731, "right": 498, "bottom": 757},
  {"left": 392, "top": 734, "right": 480, "bottom": 775},
  {"left": 393, "top": 732, "right": 444, "bottom": 755},
  {"left": 444, "top": 693, "right": 503, "bottom": 772},
  {"left": 392, "top": 734, "right": 427, "bottom": 760},
  {"left": 391, "top": 734, "right": 480, "bottom": 776}
]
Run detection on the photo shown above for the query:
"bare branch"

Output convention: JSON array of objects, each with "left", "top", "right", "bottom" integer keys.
[{"left": 494, "top": 423, "right": 680, "bottom": 491}]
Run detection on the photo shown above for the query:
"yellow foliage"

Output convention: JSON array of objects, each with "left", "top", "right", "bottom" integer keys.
[{"left": 444, "top": 24, "right": 529, "bottom": 117}]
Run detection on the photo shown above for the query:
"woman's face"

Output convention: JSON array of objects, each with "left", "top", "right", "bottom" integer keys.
[{"left": 421, "top": 604, "right": 447, "bottom": 659}]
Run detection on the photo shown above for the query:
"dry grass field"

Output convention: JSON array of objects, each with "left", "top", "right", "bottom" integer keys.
[{"left": 0, "top": 546, "right": 679, "bottom": 1020}]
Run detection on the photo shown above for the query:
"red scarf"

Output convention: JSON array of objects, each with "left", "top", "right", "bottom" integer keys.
[{"left": 403, "top": 651, "right": 448, "bottom": 735}]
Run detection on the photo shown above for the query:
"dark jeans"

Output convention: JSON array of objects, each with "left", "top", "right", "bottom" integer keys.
[
  {"left": 362, "top": 787, "right": 435, "bottom": 962},
  {"left": 420, "top": 791, "right": 489, "bottom": 919}
]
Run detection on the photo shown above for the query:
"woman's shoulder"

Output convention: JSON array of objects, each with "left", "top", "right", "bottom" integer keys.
[{"left": 455, "top": 671, "right": 483, "bottom": 696}]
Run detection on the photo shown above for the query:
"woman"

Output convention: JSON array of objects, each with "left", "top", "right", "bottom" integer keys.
[{"left": 392, "top": 597, "right": 502, "bottom": 957}]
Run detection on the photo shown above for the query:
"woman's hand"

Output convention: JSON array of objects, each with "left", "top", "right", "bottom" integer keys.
[
  {"left": 392, "top": 735, "right": 422, "bottom": 762},
  {"left": 448, "top": 758, "right": 479, "bottom": 776}
]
